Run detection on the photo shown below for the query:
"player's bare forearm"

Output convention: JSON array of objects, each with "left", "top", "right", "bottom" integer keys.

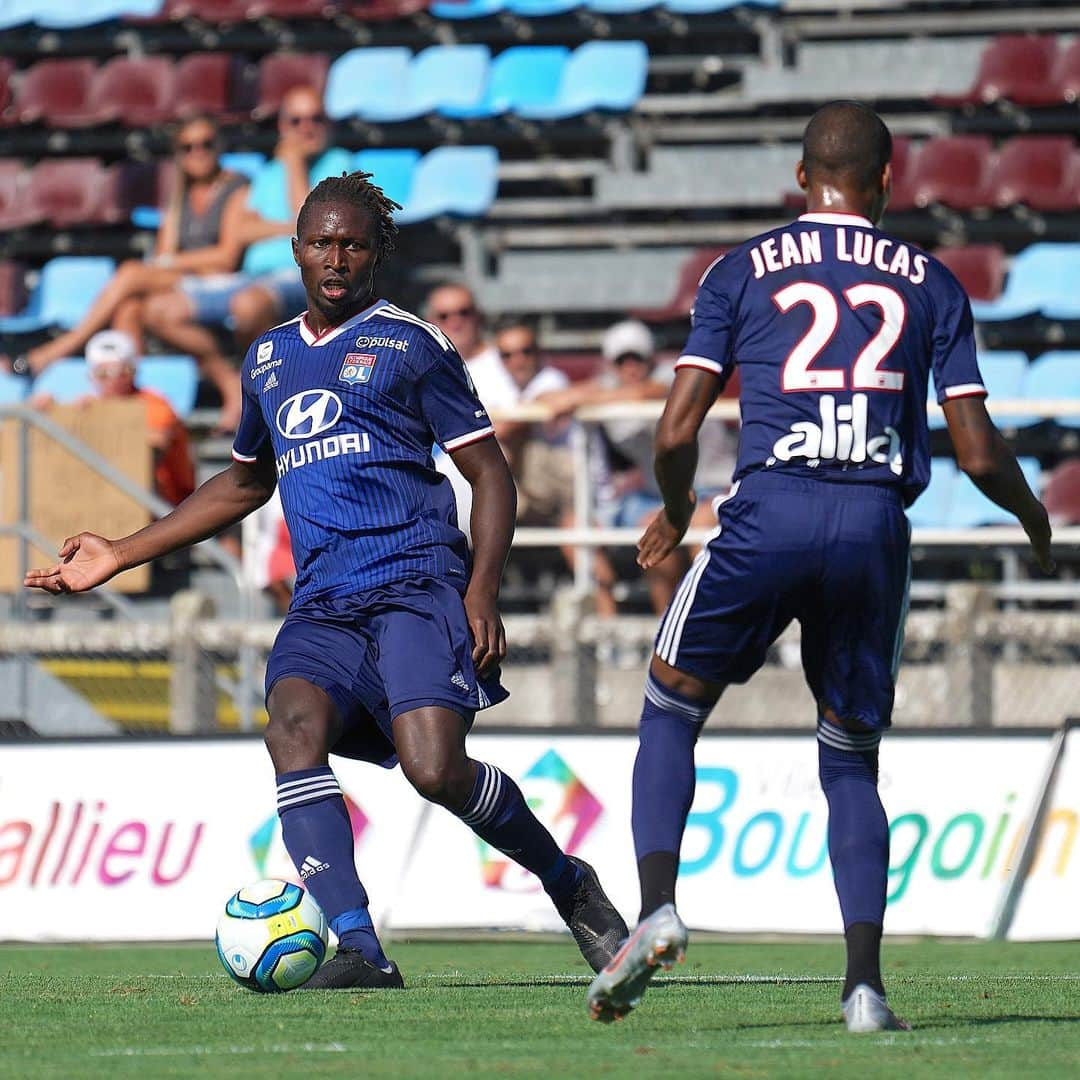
[{"left": 944, "top": 396, "right": 1054, "bottom": 570}]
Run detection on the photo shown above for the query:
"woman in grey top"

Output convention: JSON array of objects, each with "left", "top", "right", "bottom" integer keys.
[{"left": 18, "top": 116, "right": 249, "bottom": 418}]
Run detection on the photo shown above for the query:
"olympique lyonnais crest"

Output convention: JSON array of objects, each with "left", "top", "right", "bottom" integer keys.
[{"left": 340, "top": 353, "right": 377, "bottom": 385}]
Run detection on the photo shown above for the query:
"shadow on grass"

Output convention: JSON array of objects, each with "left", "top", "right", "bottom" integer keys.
[{"left": 413, "top": 975, "right": 839, "bottom": 989}]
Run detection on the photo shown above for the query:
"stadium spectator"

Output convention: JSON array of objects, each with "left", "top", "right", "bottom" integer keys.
[
  {"left": 31, "top": 331, "right": 195, "bottom": 507},
  {"left": 140, "top": 87, "right": 350, "bottom": 429},
  {"left": 13, "top": 117, "right": 249, "bottom": 424},
  {"left": 539, "top": 319, "right": 736, "bottom": 618}
]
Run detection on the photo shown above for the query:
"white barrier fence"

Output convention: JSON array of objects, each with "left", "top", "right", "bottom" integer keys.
[{"left": 2, "top": 726, "right": 1076, "bottom": 943}]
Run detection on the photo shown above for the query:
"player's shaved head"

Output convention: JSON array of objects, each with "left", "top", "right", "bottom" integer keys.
[{"left": 801, "top": 101, "right": 892, "bottom": 190}]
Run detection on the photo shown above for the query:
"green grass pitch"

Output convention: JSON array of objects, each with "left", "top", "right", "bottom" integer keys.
[{"left": 2, "top": 939, "right": 1078, "bottom": 1078}]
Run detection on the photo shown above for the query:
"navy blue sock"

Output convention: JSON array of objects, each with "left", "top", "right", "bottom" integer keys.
[
  {"left": 632, "top": 675, "right": 710, "bottom": 918},
  {"left": 458, "top": 762, "right": 584, "bottom": 905},
  {"left": 817, "top": 720, "right": 889, "bottom": 997},
  {"left": 276, "top": 767, "right": 388, "bottom": 968}
]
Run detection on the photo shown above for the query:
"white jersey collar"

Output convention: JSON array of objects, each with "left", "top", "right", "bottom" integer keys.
[
  {"left": 298, "top": 298, "right": 386, "bottom": 347},
  {"left": 798, "top": 212, "right": 874, "bottom": 228}
]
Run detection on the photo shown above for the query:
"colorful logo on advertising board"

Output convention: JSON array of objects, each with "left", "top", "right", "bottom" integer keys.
[
  {"left": 476, "top": 750, "right": 603, "bottom": 891},
  {"left": 249, "top": 793, "right": 369, "bottom": 880}
]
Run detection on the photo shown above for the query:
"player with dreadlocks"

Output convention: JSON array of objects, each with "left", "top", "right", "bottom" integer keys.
[{"left": 25, "top": 171, "right": 629, "bottom": 989}]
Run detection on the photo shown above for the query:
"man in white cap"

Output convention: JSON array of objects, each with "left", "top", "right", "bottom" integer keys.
[{"left": 32, "top": 331, "right": 195, "bottom": 506}]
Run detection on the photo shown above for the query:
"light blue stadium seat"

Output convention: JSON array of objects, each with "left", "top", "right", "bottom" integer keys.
[
  {"left": 430, "top": 0, "right": 505, "bottom": 17},
  {"left": 516, "top": 41, "right": 649, "bottom": 120},
  {"left": 359, "top": 45, "right": 491, "bottom": 122},
  {"left": 33, "top": 0, "right": 162, "bottom": 26},
  {"left": 352, "top": 149, "right": 421, "bottom": 208},
  {"left": 907, "top": 458, "right": 955, "bottom": 530},
  {"left": 30, "top": 360, "right": 94, "bottom": 404},
  {"left": 0, "top": 373, "right": 29, "bottom": 406},
  {"left": 948, "top": 457, "right": 1041, "bottom": 528},
  {"left": 396, "top": 147, "right": 498, "bottom": 225},
  {"left": 1023, "top": 351, "right": 1080, "bottom": 429},
  {"left": 587, "top": 0, "right": 657, "bottom": 13},
  {"left": 970, "top": 244, "right": 1080, "bottom": 322},
  {"left": 137, "top": 356, "right": 199, "bottom": 417},
  {"left": 0, "top": 0, "right": 39, "bottom": 28},
  {"left": 664, "top": 0, "right": 779, "bottom": 10},
  {"left": 325, "top": 48, "right": 413, "bottom": 121},
  {"left": 0, "top": 257, "right": 116, "bottom": 335},
  {"left": 933, "top": 351, "right": 1030, "bottom": 430},
  {"left": 220, "top": 152, "right": 267, "bottom": 181},
  {"left": 444, "top": 45, "right": 569, "bottom": 119},
  {"left": 504, "top": 0, "right": 580, "bottom": 13}
]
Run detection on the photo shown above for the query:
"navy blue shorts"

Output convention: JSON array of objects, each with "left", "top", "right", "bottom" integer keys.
[
  {"left": 265, "top": 577, "right": 509, "bottom": 768},
  {"left": 655, "top": 471, "right": 911, "bottom": 731}
]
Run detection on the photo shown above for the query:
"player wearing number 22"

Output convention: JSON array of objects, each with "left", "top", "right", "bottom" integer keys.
[
  {"left": 587, "top": 103, "right": 1053, "bottom": 1028},
  {"left": 25, "top": 171, "right": 627, "bottom": 989}
]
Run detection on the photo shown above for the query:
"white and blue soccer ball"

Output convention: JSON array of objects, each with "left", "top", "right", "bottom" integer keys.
[{"left": 215, "top": 879, "right": 328, "bottom": 993}]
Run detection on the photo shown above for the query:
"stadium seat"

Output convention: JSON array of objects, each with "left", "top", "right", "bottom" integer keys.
[
  {"left": 1023, "top": 352, "right": 1080, "bottom": 428},
  {"left": 0, "top": 260, "right": 27, "bottom": 316},
  {"left": 325, "top": 48, "right": 413, "bottom": 121},
  {"left": 396, "top": 147, "right": 498, "bottom": 224},
  {"left": 0, "top": 160, "right": 38, "bottom": 230},
  {"left": 174, "top": 52, "right": 235, "bottom": 119},
  {"left": 516, "top": 41, "right": 648, "bottom": 120},
  {"left": 504, "top": 0, "right": 580, "bottom": 13},
  {"left": 446, "top": 46, "right": 569, "bottom": 118},
  {"left": 219, "top": 152, "right": 267, "bottom": 180},
  {"left": 948, "top": 458, "right": 1040, "bottom": 527},
  {"left": 252, "top": 0, "right": 336, "bottom": 14},
  {"left": 970, "top": 244, "right": 1080, "bottom": 321},
  {"left": 665, "top": 0, "right": 774, "bottom": 10},
  {"left": 547, "top": 352, "right": 601, "bottom": 383},
  {"left": 29, "top": 359, "right": 94, "bottom": 404},
  {"left": 31, "top": 0, "right": 164, "bottom": 26},
  {"left": 430, "top": 0, "right": 504, "bottom": 17},
  {"left": 254, "top": 53, "right": 330, "bottom": 119},
  {"left": 906, "top": 459, "right": 956, "bottom": 530},
  {"left": 345, "top": 0, "right": 429, "bottom": 21},
  {"left": 1051, "top": 38, "right": 1080, "bottom": 104},
  {"left": 0, "top": 0, "right": 38, "bottom": 29},
  {"left": 930, "top": 352, "right": 1028, "bottom": 431},
  {"left": 632, "top": 246, "right": 726, "bottom": 322},
  {"left": 933, "top": 245, "right": 1006, "bottom": 303},
  {"left": 0, "top": 257, "right": 116, "bottom": 335},
  {"left": 359, "top": 45, "right": 491, "bottom": 122},
  {"left": 352, "top": 149, "right": 420, "bottom": 207},
  {"left": 84, "top": 57, "right": 177, "bottom": 127},
  {"left": 136, "top": 356, "right": 199, "bottom": 417},
  {"left": 28, "top": 159, "right": 117, "bottom": 228},
  {"left": 884, "top": 136, "right": 919, "bottom": 212},
  {"left": 982, "top": 136, "right": 1080, "bottom": 212},
  {"left": 0, "top": 372, "right": 28, "bottom": 405},
  {"left": 1042, "top": 459, "right": 1080, "bottom": 525},
  {"left": 936, "top": 35, "right": 1060, "bottom": 108},
  {"left": 14, "top": 59, "right": 97, "bottom": 127},
  {"left": 587, "top": 0, "right": 657, "bottom": 12},
  {"left": 0, "top": 57, "right": 12, "bottom": 118},
  {"left": 168, "top": 0, "right": 251, "bottom": 19},
  {"left": 907, "top": 136, "right": 993, "bottom": 210}
]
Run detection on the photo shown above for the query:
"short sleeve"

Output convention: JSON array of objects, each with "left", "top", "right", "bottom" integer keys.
[
  {"left": 232, "top": 347, "right": 272, "bottom": 463},
  {"left": 418, "top": 344, "right": 495, "bottom": 453},
  {"left": 676, "top": 258, "right": 737, "bottom": 386},
  {"left": 932, "top": 278, "right": 986, "bottom": 403}
]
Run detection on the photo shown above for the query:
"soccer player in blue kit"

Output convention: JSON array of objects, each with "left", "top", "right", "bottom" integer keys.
[
  {"left": 25, "top": 172, "right": 627, "bottom": 989},
  {"left": 587, "top": 103, "right": 1054, "bottom": 1028}
]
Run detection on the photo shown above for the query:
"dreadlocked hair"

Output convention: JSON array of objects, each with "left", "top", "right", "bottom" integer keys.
[{"left": 296, "top": 170, "right": 401, "bottom": 259}]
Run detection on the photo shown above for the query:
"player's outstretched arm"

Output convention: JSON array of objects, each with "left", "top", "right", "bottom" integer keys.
[
  {"left": 24, "top": 456, "right": 277, "bottom": 595},
  {"left": 638, "top": 367, "right": 722, "bottom": 569},
  {"left": 451, "top": 437, "right": 517, "bottom": 675},
  {"left": 944, "top": 396, "right": 1054, "bottom": 572}
]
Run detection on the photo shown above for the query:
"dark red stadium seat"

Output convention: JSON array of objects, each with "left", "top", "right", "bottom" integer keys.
[
  {"left": 1042, "top": 459, "right": 1080, "bottom": 525},
  {"left": 884, "top": 136, "right": 918, "bottom": 211},
  {"left": 254, "top": 52, "right": 330, "bottom": 119},
  {"left": 0, "top": 59, "right": 14, "bottom": 123},
  {"left": 936, "top": 35, "right": 1060, "bottom": 107},
  {"left": 1052, "top": 39, "right": 1080, "bottom": 104},
  {"left": 174, "top": 52, "right": 237, "bottom": 119},
  {"left": 14, "top": 59, "right": 97, "bottom": 126},
  {"left": 28, "top": 159, "right": 117, "bottom": 227},
  {"left": 167, "top": 0, "right": 252, "bottom": 20},
  {"left": 346, "top": 0, "right": 429, "bottom": 20},
  {"left": 632, "top": 247, "right": 728, "bottom": 323},
  {"left": 86, "top": 57, "right": 177, "bottom": 127},
  {"left": 114, "top": 161, "right": 164, "bottom": 219},
  {"left": 252, "top": 0, "right": 338, "bottom": 14},
  {"left": 907, "top": 136, "right": 993, "bottom": 210},
  {"left": 547, "top": 353, "right": 601, "bottom": 384},
  {"left": 0, "top": 261, "right": 27, "bottom": 317},
  {"left": 932, "top": 245, "right": 1006, "bottom": 302},
  {"left": 983, "top": 136, "right": 1080, "bottom": 212},
  {"left": 0, "top": 161, "right": 39, "bottom": 229}
]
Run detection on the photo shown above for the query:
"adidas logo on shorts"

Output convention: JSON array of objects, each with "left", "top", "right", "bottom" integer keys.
[
  {"left": 450, "top": 670, "right": 470, "bottom": 692},
  {"left": 300, "top": 855, "right": 330, "bottom": 879}
]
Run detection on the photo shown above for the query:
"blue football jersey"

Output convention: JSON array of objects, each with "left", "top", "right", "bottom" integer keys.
[
  {"left": 679, "top": 212, "right": 987, "bottom": 504},
  {"left": 232, "top": 299, "right": 495, "bottom": 604}
]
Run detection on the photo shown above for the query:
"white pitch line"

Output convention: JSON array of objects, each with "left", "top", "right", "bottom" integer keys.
[{"left": 90, "top": 1043, "right": 348, "bottom": 1058}]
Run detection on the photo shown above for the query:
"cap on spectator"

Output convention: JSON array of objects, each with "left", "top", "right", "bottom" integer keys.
[
  {"left": 602, "top": 319, "right": 654, "bottom": 363},
  {"left": 86, "top": 330, "right": 138, "bottom": 371}
]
